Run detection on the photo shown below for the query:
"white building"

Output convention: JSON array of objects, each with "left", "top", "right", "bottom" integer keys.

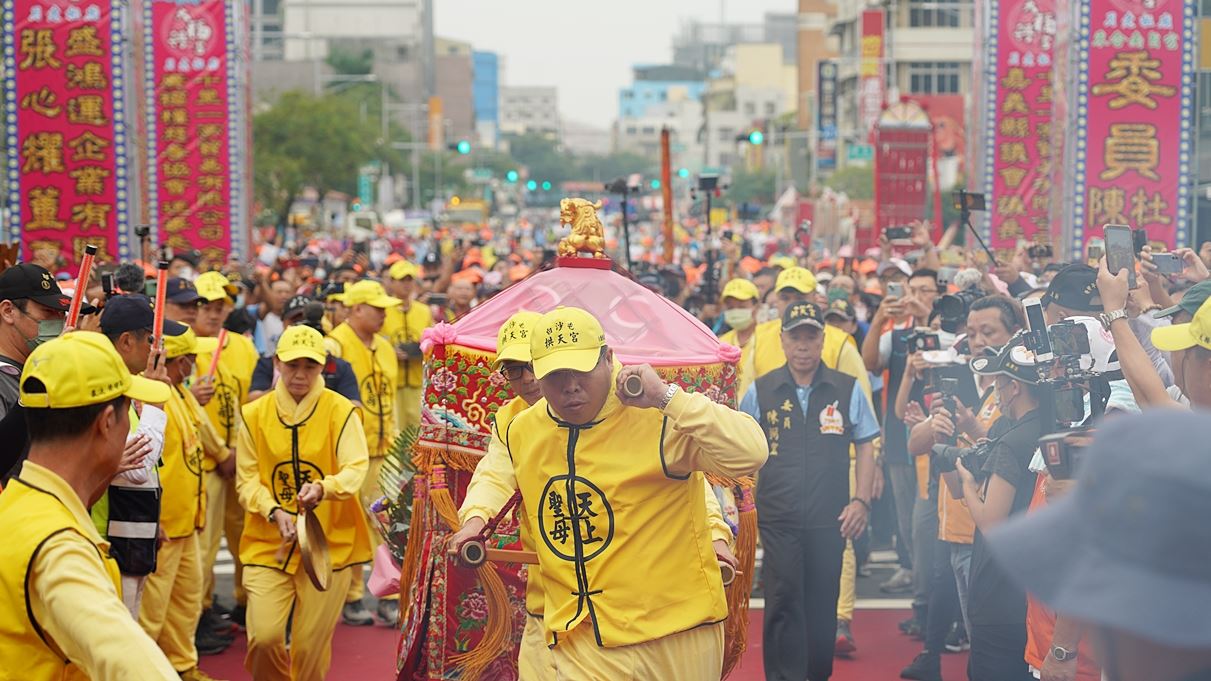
[{"left": 500, "top": 86, "right": 559, "bottom": 137}]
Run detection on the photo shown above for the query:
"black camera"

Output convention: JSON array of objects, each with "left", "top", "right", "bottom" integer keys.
[
  {"left": 934, "top": 288, "right": 982, "bottom": 334},
  {"left": 953, "top": 190, "right": 986, "bottom": 212},
  {"left": 134, "top": 224, "right": 151, "bottom": 239},
  {"left": 931, "top": 441, "right": 993, "bottom": 478},
  {"left": 885, "top": 225, "right": 913, "bottom": 241},
  {"left": 1027, "top": 244, "right": 1053, "bottom": 260},
  {"left": 906, "top": 329, "right": 941, "bottom": 353},
  {"left": 1038, "top": 428, "right": 1092, "bottom": 481}
]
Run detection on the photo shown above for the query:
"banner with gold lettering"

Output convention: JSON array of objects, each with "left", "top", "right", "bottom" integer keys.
[
  {"left": 1061, "top": 0, "right": 1196, "bottom": 251},
  {"left": 979, "top": 0, "right": 1057, "bottom": 255},
  {"left": 3, "top": 0, "right": 133, "bottom": 271},
  {"left": 143, "top": 0, "right": 240, "bottom": 263},
  {"left": 859, "top": 9, "right": 885, "bottom": 140}
]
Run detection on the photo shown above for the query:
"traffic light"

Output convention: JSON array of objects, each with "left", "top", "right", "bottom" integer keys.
[
  {"left": 526, "top": 180, "right": 538, "bottom": 191},
  {"left": 748, "top": 130, "right": 764, "bottom": 145},
  {"left": 455, "top": 140, "right": 471, "bottom": 154},
  {"left": 506, "top": 169, "right": 519, "bottom": 183},
  {"left": 650, "top": 179, "right": 661, "bottom": 190},
  {"left": 678, "top": 168, "right": 690, "bottom": 178},
  {"left": 541, "top": 181, "right": 552, "bottom": 191}
]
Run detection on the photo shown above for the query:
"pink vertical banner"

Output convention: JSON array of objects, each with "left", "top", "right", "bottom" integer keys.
[
  {"left": 3, "top": 0, "right": 133, "bottom": 272},
  {"left": 144, "top": 0, "right": 237, "bottom": 264},
  {"left": 981, "top": 0, "right": 1057, "bottom": 255},
  {"left": 1071, "top": 0, "right": 1196, "bottom": 250},
  {"left": 859, "top": 9, "right": 885, "bottom": 140}
]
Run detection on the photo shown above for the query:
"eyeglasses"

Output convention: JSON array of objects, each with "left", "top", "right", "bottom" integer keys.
[
  {"left": 909, "top": 286, "right": 939, "bottom": 296},
  {"left": 500, "top": 364, "right": 532, "bottom": 381}
]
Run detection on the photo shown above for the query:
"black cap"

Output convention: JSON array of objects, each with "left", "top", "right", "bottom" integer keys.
[
  {"left": 969, "top": 337, "right": 1040, "bottom": 384},
  {"left": 1041, "top": 264, "right": 1103, "bottom": 313},
  {"left": 164, "top": 277, "right": 202, "bottom": 304},
  {"left": 782, "top": 301, "right": 826, "bottom": 332},
  {"left": 170, "top": 249, "right": 201, "bottom": 268},
  {"left": 100, "top": 294, "right": 187, "bottom": 337},
  {"left": 0, "top": 263, "right": 71, "bottom": 311},
  {"left": 422, "top": 252, "right": 441, "bottom": 267},
  {"left": 283, "top": 295, "right": 311, "bottom": 321}
]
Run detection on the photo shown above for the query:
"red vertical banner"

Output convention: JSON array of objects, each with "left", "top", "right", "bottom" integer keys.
[
  {"left": 1069, "top": 0, "right": 1196, "bottom": 250},
  {"left": 859, "top": 9, "right": 886, "bottom": 140},
  {"left": 981, "top": 0, "right": 1057, "bottom": 255},
  {"left": 4, "top": 0, "right": 132, "bottom": 272},
  {"left": 144, "top": 0, "right": 237, "bottom": 263}
]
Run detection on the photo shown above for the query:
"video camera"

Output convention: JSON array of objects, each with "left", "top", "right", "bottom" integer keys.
[
  {"left": 933, "top": 287, "right": 983, "bottom": 334},
  {"left": 931, "top": 440, "right": 994, "bottom": 482},
  {"left": 905, "top": 328, "right": 941, "bottom": 353}
]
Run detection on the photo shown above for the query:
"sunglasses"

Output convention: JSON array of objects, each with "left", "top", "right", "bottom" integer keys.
[{"left": 500, "top": 364, "right": 532, "bottom": 381}]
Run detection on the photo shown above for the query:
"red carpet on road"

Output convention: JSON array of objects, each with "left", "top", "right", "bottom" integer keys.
[{"left": 201, "top": 608, "right": 968, "bottom": 680}]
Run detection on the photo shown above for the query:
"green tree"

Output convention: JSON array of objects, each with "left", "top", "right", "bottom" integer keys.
[
  {"left": 253, "top": 90, "right": 402, "bottom": 224},
  {"left": 727, "top": 167, "right": 777, "bottom": 205},
  {"left": 824, "top": 165, "right": 874, "bottom": 200},
  {"left": 325, "top": 47, "right": 374, "bottom": 76}
]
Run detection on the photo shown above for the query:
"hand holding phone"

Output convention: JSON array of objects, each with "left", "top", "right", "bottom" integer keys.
[
  {"left": 1104, "top": 225, "right": 1137, "bottom": 289},
  {"left": 1150, "top": 252, "right": 1183, "bottom": 275}
]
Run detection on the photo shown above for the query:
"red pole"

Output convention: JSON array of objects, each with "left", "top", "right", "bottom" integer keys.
[
  {"left": 660, "top": 128, "right": 674, "bottom": 265},
  {"left": 930, "top": 122, "right": 944, "bottom": 242},
  {"left": 152, "top": 261, "right": 169, "bottom": 347},
  {"left": 65, "top": 244, "right": 98, "bottom": 330},
  {"left": 206, "top": 328, "right": 228, "bottom": 381}
]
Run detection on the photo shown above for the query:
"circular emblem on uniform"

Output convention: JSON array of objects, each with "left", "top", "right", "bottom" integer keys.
[
  {"left": 360, "top": 374, "right": 393, "bottom": 416},
  {"left": 538, "top": 476, "right": 614, "bottom": 562},
  {"left": 270, "top": 460, "right": 325, "bottom": 508},
  {"left": 184, "top": 444, "right": 205, "bottom": 476},
  {"left": 214, "top": 382, "right": 238, "bottom": 430}
]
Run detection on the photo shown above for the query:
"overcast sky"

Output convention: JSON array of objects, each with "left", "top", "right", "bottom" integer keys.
[{"left": 434, "top": 0, "right": 797, "bottom": 130}]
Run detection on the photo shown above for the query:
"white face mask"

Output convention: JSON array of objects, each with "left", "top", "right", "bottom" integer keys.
[{"left": 723, "top": 307, "right": 755, "bottom": 331}]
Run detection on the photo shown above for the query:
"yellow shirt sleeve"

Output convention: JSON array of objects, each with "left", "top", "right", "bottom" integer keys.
[
  {"left": 29, "top": 533, "right": 180, "bottom": 681},
  {"left": 322, "top": 409, "right": 369, "bottom": 501},
  {"left": 458, "top": 424, "right": 519, "bottom": 524},
  {"left": 236, "top": 421, "right": 278, "bottom": 518},
  {"left": 661, "top": 389, "right": 769, "bottom": 479},
  {"left": 834, "top": 338, "right": 873, "bottom": 401},
  {"left": 702, "top": 476, "right": 733, "bottom": 548}
]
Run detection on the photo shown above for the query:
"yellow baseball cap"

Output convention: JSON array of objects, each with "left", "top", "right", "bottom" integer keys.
[
  {"left": 775, "top": 267, "right": 818, "bottom": 295},
  {"left": 388, "top": 261, "right": 420, "bottom": 280},
  {"left": 529, "top": 307, "right": 606, "bottom": 380},
  {"left": 164, "top": 323, "right": 218, "bottom": 359},
  {"left": 194, "top": 271, "right": 238, "bottom": 302},
  {"left": 721, "top": 278, "right": 759, "bottom": 302},
  {"left": 342, "top": 280, "right": 402, "bottom": 309},
  {"left": 20, "top": 331, "right": 170, "bottom": 408},
  {"left": 769, "top": 255, "right": 797, "bottom": 270},
  {"left": 275, "top": 325, "right": 326, "bottom": 364},
  {"left": 1152, "top": 297, "right": 1211, "bottom": 352},
  {"left": 494, "top": 310, "right": 541, "bottom": 370}
]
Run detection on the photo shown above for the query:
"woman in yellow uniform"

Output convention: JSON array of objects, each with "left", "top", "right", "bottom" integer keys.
[
  {"left": 382, "top": 260, "right": 433, "bottom": 436},
  {"left": 236, "top": 325, "right": 373, "bottom": 681}
]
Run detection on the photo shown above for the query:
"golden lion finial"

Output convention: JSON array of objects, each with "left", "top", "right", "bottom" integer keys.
[{"left": 557, "top": 198, "right": 607, "bottom": 259}]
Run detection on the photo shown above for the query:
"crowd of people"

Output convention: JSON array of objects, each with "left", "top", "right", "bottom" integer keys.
[{"left": 0, "top": 211, "right": 1209, "bottom": 681}]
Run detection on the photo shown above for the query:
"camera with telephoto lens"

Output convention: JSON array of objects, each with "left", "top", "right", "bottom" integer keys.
[
  {"left": 933, "top": 287, "right": 983, "bottom": 334},
  {"left": 931, "top": 441, "right": 993, "bottom": 479},
  {"left": 906, "top": 328, "right": 941, "bottom": 353}
]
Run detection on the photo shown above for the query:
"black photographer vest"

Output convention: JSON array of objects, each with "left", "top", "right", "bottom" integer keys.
[{"left": 754, "top": 365, "right": 856, "bottom": 529}]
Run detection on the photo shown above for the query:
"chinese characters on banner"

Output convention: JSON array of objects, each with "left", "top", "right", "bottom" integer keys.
[
  {"left": 1069, "top": 0, "right": 1196, "bottom": 250},
  {"left": 859, "top": 9, "right": 885, "bottom": 139},
  {"left": 817, "top": 61, "right": 838, "bottom": 171},
  {"left": 3, "top": 0, "right": 132, "bottom": 272},
  {"left": 145, "top": 0, "right": 237, "bottom": 263},
  {"left": 981, "top": 0, "right": 1057, "bottom": 254}
]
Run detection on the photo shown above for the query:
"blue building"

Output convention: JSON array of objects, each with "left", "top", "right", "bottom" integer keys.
[
  {"left": 618, "top": 64, "right": 707, "bottom": 120},
  {"left": 472, "top": 51, "right": 500, "bottom": 135}
]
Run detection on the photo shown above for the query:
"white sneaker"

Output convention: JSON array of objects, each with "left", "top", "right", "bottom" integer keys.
[{"left": 880, "top": 567, "right": 914, "bottom": 593}]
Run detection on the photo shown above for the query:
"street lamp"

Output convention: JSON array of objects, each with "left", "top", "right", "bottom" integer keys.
[{"left": 604, "top": 176, "right": 639, "bottom": 269}]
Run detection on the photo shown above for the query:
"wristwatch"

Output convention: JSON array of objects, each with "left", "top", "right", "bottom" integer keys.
[
  {"left": 1098, "top": 308, "right": 1128, "bottom": 330},
  {"left": 1050, "top": 644, "right": 1077, "bottom": 662},
  {"left": 658, "top": 383, "right": 680, "bottom": 411}
]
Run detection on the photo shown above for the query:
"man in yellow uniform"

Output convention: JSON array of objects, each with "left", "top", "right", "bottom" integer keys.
[
  {"left": 718, "top": 278, "right": 761, "bottom": 398},
  {"left": 0, "top": 332, "right": 179, "bottom": 680},
  {"left": 382, "top": 260, "right": 433, "bottom": 436},
  {"left": 236, "top": 325, "right": 373, "bottom": 681},
  {"left": 325, "top": 278, "right": 401, "bottom": 626},
  {"left": 194, "top": 270, "right": 260, "bottom": 629},
  {"left": 449, "top": 310, "right": 743, "bottom": 679},
  {"left": 502, "top": 307, "right": 767, "bottom": 679},
  {"left": 139, "top": 324, "right": 229, "bottom": 681}
]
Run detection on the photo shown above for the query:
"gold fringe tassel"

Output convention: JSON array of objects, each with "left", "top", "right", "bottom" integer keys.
[
  {"left": 722, "top": 484, "right": 758, "bottom": 680},
  {"left": 396, "top": 473, "right": 428, "bottom": 626},
  {"left": 429, "top": 464, "right": 512, "bottom": 681}
]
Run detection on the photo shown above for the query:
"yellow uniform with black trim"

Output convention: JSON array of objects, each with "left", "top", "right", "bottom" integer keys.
[
  {"left": 325, "top": 321, "right": 399, "bottom": 603},
  {"left": 236, "top": 377, "right": 372, "bottom": 681},
  {"left": 461, "top": 395, "right": 740, "bottom": 678},
  {"left": 505, "top": 377, "right": 766, "bottom": 678},
  {"left": 382, "top": 300, "right": 433, "bottom": 432},
  {"left": 196, "top": 331, "right": 258, "bottom": 610},
  {"left": 139, "top": 383, "right": 226, "bottom": 672},
  {"left": 0, "top": 462, "right": 179, "bottom": 681}
]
